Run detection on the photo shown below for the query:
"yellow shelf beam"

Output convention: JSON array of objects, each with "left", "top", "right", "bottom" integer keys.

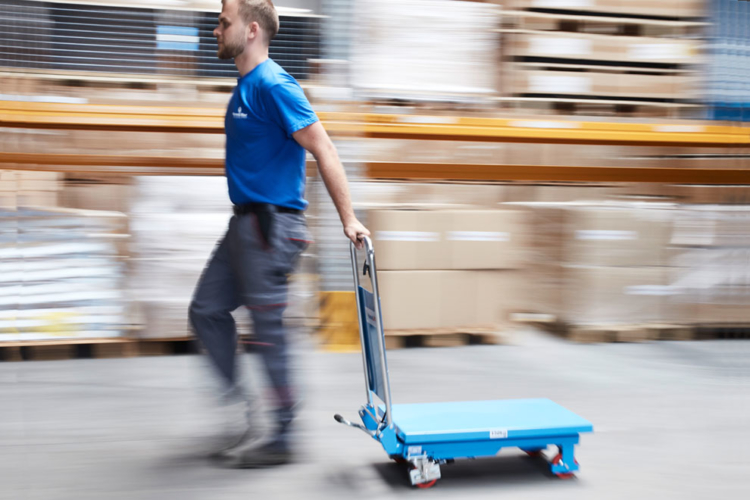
[{"left": 2, "top": 101, "right": 750, "bottom": 147}]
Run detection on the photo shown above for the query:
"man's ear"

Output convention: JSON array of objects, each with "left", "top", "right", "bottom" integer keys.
[{"left": 248, "top": 21, "right": 260, "bottom": 41}]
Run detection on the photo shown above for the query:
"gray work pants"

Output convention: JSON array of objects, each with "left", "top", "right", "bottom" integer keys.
[{"left": 189, "top": 211, "right": 311, "bottom": 411}]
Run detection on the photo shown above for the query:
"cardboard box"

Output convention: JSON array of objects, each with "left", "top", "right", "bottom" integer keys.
[
  {"left": 673, "top": 186, "right": 750, "bottom": 205},
  {"left": 18, "top": 171, "right": 62, "bottom": 181},
  {"left": 503, "top": 185, "right": 624, "bottom": 204},
  {"left": 356, "top": 181, "right": 504, "bottom": 210},
  {"left": 0, "top": 171, "right": 17, "bottom": 192},
  {"left": 441, "top": 271, "right": 524, "bottom": 328},
  {"left": 561, "top": 265, "right": 667, "bottom": 325},
  {"left": 522, "top": 263, "right": 566, "bottom": 315},
  {"left": 0, "top": 193, "right": 16, "bottom": 210},
  {"left": 353, "top": 182, "right": 436, "bottom": 208},
  {"left": 668, "top": 247, "right": 750, "bottom": 324},
  {"left": 509, "top": 32, "right": 698, "bottom": 65},
  {"left": 441, "top": 271, "right": 479, "bottom": 328},
  {"left": 378, "top": 270, "right": 522, "bottom": 330},
  {"left": 369, "top": 209, "right": 528, "bottom": 270},
  {"left": 59, "top": 182, "right": 132, "bottom": 212},
  {"left": 514, "top": 202, "right": 673, "bottom": 267},
  {"left": 352, "top": 0, "right": 500, "bottom": 100},
  {"left": 698, "top": 304, "right": 750, "bottom": 324},
  {"left": 378, "top": 271, "right": 444, "bottom": 330},
  {"left": 565, "top": 205, "right": 673, "bottom": 267},
  {"left": 476, "top": 270, "right": 527, "bottom": 325},
  {"left": 16, "top": 180, "right": 62, "bottom": 192},
  {"left": 430, "top": 183, "right": 505, "bottom": 209},
  {"left": 17, "top": 191, "right": 59, "bottom": 207},
  {"left": 369, "top": 210, "right": 448, "bottom": 270},
  {"left": 671, "top": 206, "right": 750, "bottom": 248},
  {"left": 510, "top": 69, "right": 698, "bottom": 100},
  {"left": 447, "top": 210, "right": 529, "bottom": 269}
]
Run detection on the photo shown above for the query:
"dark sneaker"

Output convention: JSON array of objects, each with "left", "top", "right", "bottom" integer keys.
[{"left": 208, "top": 425, "right": 264, "bottom": 460}]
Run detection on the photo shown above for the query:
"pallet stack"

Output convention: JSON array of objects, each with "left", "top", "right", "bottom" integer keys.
[
  {"left": 516, "top": 200, "right": 683, "bottom": 341},
  {"left": 362, "top": 183, "right": 531, "bottom": 347},
  {"left": 0, "top": 205, "right": 130, "bottom": 344},
  {"left": 0, "top": 170, "right": 63, "bottom": 209},
  {"left": 514, "top": 193, "right": 750, "bottom": 342},
  {"left": 498, "top": 0, "right": 706, "bottom": 116},
  {"left": 350, "top": 0, "right": 500, "bottom": 103},
  {"left": 127, "top": 176, "right": 232, "bottom": 340},
  {"left": 128, "top": 176, "right": 318, "bottom": 341},
  {"left": 670, "top": 203, "right": 750, "bottom": 327}
]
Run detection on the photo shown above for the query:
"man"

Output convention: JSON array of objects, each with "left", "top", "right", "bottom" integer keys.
[{"left": 189, "top": 0, "right": 369, "bottom": 468}]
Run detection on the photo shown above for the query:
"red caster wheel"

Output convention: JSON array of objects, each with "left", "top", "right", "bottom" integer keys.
[
  {"left": 525, "top": 450, "right": 543, "bottom": 458},
  {"left": 409, "top": 464, "right": 438, "bottom": 489},
  {"left": 416, "top": 480, "right": 437, "bottom": 489},
  {"left": 551, "top": 453, "right": 579, "bottom": 479}
]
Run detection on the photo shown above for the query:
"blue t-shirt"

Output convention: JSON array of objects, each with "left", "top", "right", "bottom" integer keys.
[{"left": 224, "top": 59, "right": 318, "bottom": 210}]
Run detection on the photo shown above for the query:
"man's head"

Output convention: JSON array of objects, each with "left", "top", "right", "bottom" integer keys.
[{"left": 214, "top": 0, "right": 279, "bottom": 60}]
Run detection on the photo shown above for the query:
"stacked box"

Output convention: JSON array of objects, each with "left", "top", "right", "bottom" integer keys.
[
  {"left": 368, "top": 208, "right": 530, "bottom": 331},
  {"left": 507, "top": 65, "right": 699, "bottom": 102},
  {"left": 0, "top": 207, "right": 129, "bottom": 342},
  {"left": 128, "top": 176, "right": 318, "bottom": 339},
  {"left": 500, "top": 0, "right": 705, "bottom": 112},
  {"left": 1, "top": 170, "right": 62, "bottom": 209},
  {"left": 509, "top": 32, "right": 699, "bottom": 66},
  {"left": 128, "top": 176, "right": 233, "bottom": 339},
  {"left": 515, "top": 201, "right": 675, "bottom": 325},
  {"left": 351, "top": 0, "right": 501, "bottom": 102},
  {"left": 668, "top": 206, "right": 750, "bottom": 323}
]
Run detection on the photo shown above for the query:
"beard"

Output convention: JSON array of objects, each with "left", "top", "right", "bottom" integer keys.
[{"left": 217, "top": 39, "right": 244, "bottom": 60}]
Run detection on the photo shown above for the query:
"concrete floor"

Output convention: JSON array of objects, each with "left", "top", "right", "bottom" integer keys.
[{"left": 2, "top": 329, "right": 749, "bottom": 500}]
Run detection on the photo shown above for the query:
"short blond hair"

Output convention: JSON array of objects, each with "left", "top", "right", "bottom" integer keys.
[{"left": 238, "top": 0, "right": 279, "bottom": 41}]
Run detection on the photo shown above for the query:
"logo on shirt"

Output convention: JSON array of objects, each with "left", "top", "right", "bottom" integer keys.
[{"left": 232, "top": 106, "right": 248, "bottom": 119}]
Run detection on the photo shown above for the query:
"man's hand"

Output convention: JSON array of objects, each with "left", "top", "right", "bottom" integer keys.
[{"left": 344, "top": 219, "right": 370, "bottom": 249}]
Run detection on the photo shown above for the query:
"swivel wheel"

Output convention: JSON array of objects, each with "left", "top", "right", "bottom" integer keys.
[{"left": 551, "top": 453, "right": 579, "bottom": 479}]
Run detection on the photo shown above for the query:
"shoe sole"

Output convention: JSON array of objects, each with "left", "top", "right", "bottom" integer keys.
[{"left": 233, "top": 458, "right": 291, "bottom": 469}]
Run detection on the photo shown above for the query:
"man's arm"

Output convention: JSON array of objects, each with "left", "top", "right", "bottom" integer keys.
[{"left": 293, "top": 121, "right": 370, "bottom": 247}]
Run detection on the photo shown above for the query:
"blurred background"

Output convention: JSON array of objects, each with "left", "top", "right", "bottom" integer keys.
[
  {"left": 2, "top": 0, "right": 750, "bottom": 354},
  {"left": 2, "top": 1, "right": 750, "bottom": 499}
]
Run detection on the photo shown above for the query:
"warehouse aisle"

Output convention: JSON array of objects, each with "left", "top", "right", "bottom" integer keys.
[{"left": 2, "top": 331, "right": 749, "bottom": 500}]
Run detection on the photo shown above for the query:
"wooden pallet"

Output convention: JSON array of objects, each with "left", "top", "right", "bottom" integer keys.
[
  {"left": 501, "top": 5, "right": 706, "bottom": 28},
  {"left": 495, "top": 96, "right": 700, "bottom": 119},
  {"left": 512, "top": 314, "right": 695, "bottom": 343},
  {"left": 384, "top": 328, "right": 508, "bottom": 349},
  {"left": 694, "top": 325, "right": 750, "bottom": 340},
  {"left": 0, "top": 337, "right": 199, "bottom": 362}
]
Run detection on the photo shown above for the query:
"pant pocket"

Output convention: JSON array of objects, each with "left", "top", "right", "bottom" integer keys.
[{"left": 274, "top": 214, "right": 312, "bottom": 274}]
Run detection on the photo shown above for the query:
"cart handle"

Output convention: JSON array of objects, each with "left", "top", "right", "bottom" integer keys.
[{"left": 350, "top": 236, "right": 394, "bottom": 428}]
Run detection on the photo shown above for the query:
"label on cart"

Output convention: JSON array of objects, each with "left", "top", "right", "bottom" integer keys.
[{"left": 489, "top": 429, "right": 508, "bottom": 439}]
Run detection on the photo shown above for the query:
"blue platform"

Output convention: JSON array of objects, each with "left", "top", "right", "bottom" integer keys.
[{"left": 384, "top": 399, "right": 593, "bottom": 445}]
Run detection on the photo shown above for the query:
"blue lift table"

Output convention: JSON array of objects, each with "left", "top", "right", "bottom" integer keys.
[{"left": 335, "top": 237, "right": 593, "bottom": 488}]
